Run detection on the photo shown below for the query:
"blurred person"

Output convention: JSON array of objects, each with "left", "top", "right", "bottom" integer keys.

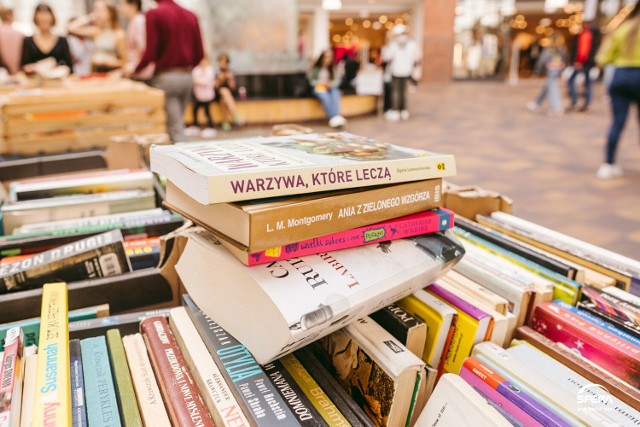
[
  {"left": 134, "top": 0, "right": 204, "bottom": 142},
  {"left": 596, "top": 2, "right": 640, "bottom": 179},
  {"left": 527, "top": 36, "right": 567, "bottom": 116},
  {"left": 66, "top": 17, "right": 94, "bottom": 76},
  {"left": 69, "top": 0, "right": 126, "bottom": 73},
  {"left": 21, "top": 4, "right": 73, "bottom": 74},
  {"left": 566, "top": 21, "right": 602, "bottom": 112},
  {"left": 186, "top": 56, "right": 216, "bottom": 138},
  {"left": 307, "top": 49, "right": 346, "bottom": 128},
  {"left": 382, "top": 24, "right": 421, "bottom": 121},
  {"left": 214, "top": 53, "right": 243, "bottom": 132},
  {"left": 0, "top": 7, "right": 24, "bottom": 75},
  {"left": 118, "top": 0, "right": 152, "bottom": 79}
]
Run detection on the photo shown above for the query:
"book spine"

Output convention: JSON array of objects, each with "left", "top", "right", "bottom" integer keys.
[
  {"left": 369, "top": 304, "right": 420, "bottom": 353},
  {"left": 248, "top": 207, "right": 453, "bottom": 266},
  {"left": 249, "top": 180, "right": 445, "bottom": 252},
  {"left": 69, "top": 339, "right": 87, "bottom": 427},
  {"left": 279, "top": 353, "right": 352, "bottom": 427},
  {"left": 80, "top": 336, "right": 121, "bottom": 427},
  {"left": 428, "top": 283, "right": 491, "bottom": 321},
  {"left": 32, "top": 282, "right": 71, "bottom": 427},
  {"left": 263, "top": 359, "right": 328, "bottom": 426},
  {"left": 581, "top": 286, "right": 640, "bottom": 331},
  {"left": 531, "top": 302, "right": 640, "bottom": 388},
  {"left": 139, "top": 317, "right": 215, "bottom": 427},
  {"left": 19, "top": 347, "right": 37, "bottom": 427},
  {"left": 121, "top": 334, "right": 171, "bottom": 427},
  {"left": 578, "top": 302, "right": 640, "bottom": 339},
  {"left": 0, "top": 327, "right": 24, "bottom": 427},
  {"left": 106, "top": 330, "right": 142, "bottom": 427},
  {"left": 181, "top": 295, "right": 301, "bottom": 427}
]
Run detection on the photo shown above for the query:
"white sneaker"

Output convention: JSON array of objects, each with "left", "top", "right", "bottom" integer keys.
[
  {"left": 200, "top": 127, "right": 217, "bottom": 138},
  {"left": 384, "top": 110, "right": 400, "bottom": 121},
  {"left": 526, "top": 101, "right": 540, "bottom": 112},
  {"left": 329, "top": 115, "right": 346, "bottom": 128},
  {"left": 184, "top": 126, "right": 200, "bottom": 137},
  {"left": 400, "top": 110, "right": 410, "bottom": 120},
  {"left": 596, "top": 163, "right": 623, "bottom": 179}
]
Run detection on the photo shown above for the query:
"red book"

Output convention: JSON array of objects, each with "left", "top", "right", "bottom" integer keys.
[
  {"left": 140, "top": 316, "right": 215, "bottom": 427},
  {"left": 531, "top": 302, "right": 640, "bottom": 388}
]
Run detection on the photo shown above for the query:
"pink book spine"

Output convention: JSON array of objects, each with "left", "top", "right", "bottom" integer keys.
[
  {"left": 247, "top": 208, "right": 454, "bottom": 266},
  {"left": 531, "top": 302, "right": 640, "bottom": 388}
]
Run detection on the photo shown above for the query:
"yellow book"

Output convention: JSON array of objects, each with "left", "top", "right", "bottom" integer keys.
[{"left": 32, "top": 282, "right": 71, "bottom": 427}]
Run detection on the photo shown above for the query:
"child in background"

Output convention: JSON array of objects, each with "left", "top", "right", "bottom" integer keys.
[
  {"left": 215, "top": 53, "right": 243, "bottom": 131},
  {"left": 186, "top": 57, "right": 216, "bottom": 138},
  {"left": 527, "top": 36, "right": 567, "bottom": 116}
]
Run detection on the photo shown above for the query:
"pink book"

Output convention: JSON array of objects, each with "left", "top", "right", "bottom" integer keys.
[{"left": 226, "top": 208, "right": 454, "bottom": 266}]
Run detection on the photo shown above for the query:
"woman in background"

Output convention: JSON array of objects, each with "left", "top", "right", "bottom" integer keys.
[
  {"left": 214, "top": 53, "right": 242, "bottom": 132},
  {"left": 307, "top": 49, "right": 346, "bottom": 128},
  {"left": 118, "top": 0, "right": 151, "bottom": 78},
  {"left": 21, "top": 4, "right": 73, "bottom": 73}
]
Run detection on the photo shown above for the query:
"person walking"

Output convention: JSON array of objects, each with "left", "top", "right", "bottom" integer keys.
[
  {"left": 596, "top": 2, "right": 640, "bottom": 179},
  {"left": 566, "top": 21, "right": 601, "bottom": 112},
  {"left": 0, "top": 7, "right": 24, "bottom": 75},
  {"left": 308, "top": 49, "right": 346, "bottom": 128},
  {"left": 527, "top": 36, "right": 567, "bottom": 115},
  {"left": 133, "top": 0, "right": 204, "bottom": 142}
]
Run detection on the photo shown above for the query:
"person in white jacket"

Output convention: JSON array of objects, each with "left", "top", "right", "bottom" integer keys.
[{"left": 382, "top": 24, "right": 421, "bottom": 121}]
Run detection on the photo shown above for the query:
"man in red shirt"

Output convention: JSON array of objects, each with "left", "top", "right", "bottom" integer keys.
[
  {"left": 134, "top": 0, "right": 204, "bottom": 142},
  {"left": 566, "top": 22, "right": 601, "bottom": 112}
]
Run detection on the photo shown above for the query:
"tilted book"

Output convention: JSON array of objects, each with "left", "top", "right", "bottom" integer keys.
[
  {"left": 580, "top": 285, "right": 640, "bottom": 338},
  {"left": 105, "top": 329, "right": 142, "bottom": 427},
  {"left": 0, "top": 327, "right": 24, "bottom": 427},
  {"left": 151, "top": 132, "right": 456, "bottom": 204},
  {"left": 19, "top": 346, "right": 37, "bottom": 427},
  {"left": 176, "top": 230, "right": 464, "bottom": 364},
  {"left": 165, "top": 178, "right": 444, "bottom": 253},
  {"left": 370, "top": 303, "right": 427, "bottom": 359}
]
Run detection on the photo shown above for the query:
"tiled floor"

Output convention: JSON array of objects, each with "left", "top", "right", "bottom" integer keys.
[{"left": 208, "top": 79, "right": 640, "bottom": 259}]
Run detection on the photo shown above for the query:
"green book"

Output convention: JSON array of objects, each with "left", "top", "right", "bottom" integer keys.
[
  {"left": 106, "top": 329, "right": 143, "bottom": 427},
  {"left": 81, "top": 336, "right": 122, "bottom": 427}
]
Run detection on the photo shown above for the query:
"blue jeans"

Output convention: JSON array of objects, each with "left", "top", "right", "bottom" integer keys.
[
  {"left": 535, "top": 69, "right": 563, "bottom": 112},
  {"left": 567, "top": 65, "right": 593, "bottom": 108},
  {"left": 606, "top": 67, "right": 640, "bottom": 164},
  {"left": 313, "top": 87, "right": 341, "bottom": 119}
]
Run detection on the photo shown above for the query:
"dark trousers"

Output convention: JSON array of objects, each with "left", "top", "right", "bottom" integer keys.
[
  {"left": 192, "top": 100, "right": 214, "bottom": 128},
  {"left": 606, "top": 67, "right": 640, "bottom": 164},
  {"left": 391, "top": 76, "right": 409, "bottom": 111},
  {"left": 567, "top": 65, "right": 593, "bottom": 108}
]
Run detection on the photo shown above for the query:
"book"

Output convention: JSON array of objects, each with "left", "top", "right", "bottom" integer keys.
[
  {"left": 369, "top": 303, "right": 427, "bottom": 359},
  {"left": 458, "top": 356, "right": 568, "bottom": 427},
  {"left": 33, "top": 282, "right": 71, "bottom": 427},
  {"left": 1, "top": 189, "right": 156, "bottom": 235},
  {"left": 181, "top": 296, "right": 301, "bottom": 426},
  {"left": 396, "top": 290, "right": 456, "bottom": 375},
  {"left": 530, "top": 302, "right": 640, "bottom": 388},
  {"left": 151, "top": 132, "right": 456, "bottom": 204},
  {"left": 176, "top": 230, "right": 464, "bottom": 364},
  {"left": 441, "top": 270, "right": 509, "bottom": 315},
  {"left": 262, "top": 359, "right": 328, "bottom": 427},
  {"left": 123, "top": 237, "right": 161, "bottom": 270},
  {"left": 69, "top": 339, "right": 87, "bottom": 427},
  {"left": 105, "top": 329, "right": 142, "bottom": 427},
  {"left": 320, "top": 316, "right": 425, "bottom": 427},
  {"left": 68, "top": 308, "right": 172, "bottom": 340},
  {"left": 514, "top": 326, "right": 640, "bottom": 409},
  {"left": 121, "top": 334, "right": 171, "bottom": 427},
  {"left": 80, "top": 336, "right": 121, "bottom": 427},
  {"left": 0, "top": 327, "right": 24, "bottom": 427},
  {"left": 0, "top": 229, "right": 131, "bottom": 293},
  {"left": 580, "top": 285, "right": 640, "bottom": 338},
  {"left": 165, "top": 178, "right": 445, "bottom": 253},
  {"left": 413, "top": 373, "right": 512, "bottom": 427},
  {"left": 139, "top": 316, "right": 215, "bottom": 427},
  {"left": 168, "top": 307, "right": 251, "bottom": 427},
  {"left": 19, "top": 346, "right": 37, "bottom": 427}
]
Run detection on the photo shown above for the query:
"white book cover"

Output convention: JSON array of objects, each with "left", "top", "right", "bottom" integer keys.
[
  {"left": 19, "top": 347, "right": 37, "bottom": 427},
  {"left": 151, "top": 132, "right": 456, "bottom": 204},
  {"left": 176, "top": 229, "right": 464, "bottom": 364}
]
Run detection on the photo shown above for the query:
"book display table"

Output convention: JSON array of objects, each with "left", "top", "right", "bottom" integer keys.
[{"left": 0, "top": 78, "right": 166, "bottom": 155}]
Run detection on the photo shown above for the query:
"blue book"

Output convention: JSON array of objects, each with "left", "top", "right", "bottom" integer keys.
[
  {"left": 80, "top": 336, "right": 122, "bottom": 427},
  {"left": 70, "top": 339, "right": 88, "bottom": 427}
]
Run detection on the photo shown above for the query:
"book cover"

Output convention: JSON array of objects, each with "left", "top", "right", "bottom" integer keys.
[
  {"left": 369, "top": 303, "right": 427, "bottom": 359},
  {"left": 262, "top": 359, "right": 328, "bottom": 426},
  {"left": 151, "top": 132, "right": 456, "bottom": 204},
  {"left": 69, "top": 339, "right": 87, "bottom": 427},
  {"left": 442, "top": 270, "right": 508, "bottom": 315},
  {"left": 176, "top": 230, "right": 464, "bottom": 364},
  {"left": 121, "top": 334, "right": 171, "bottom": 427},
  {"left": 580, "top": 285, "right": 640, "bottom": 337},
  {"left": 32, "top": 282, "right": 71, "bottom": 427},
  {"left": 19, "top": 346, "right": 37, "bottom": 427},
  {"left": 0, "top": 327, "right": 24, "bottom": 427},
  {"left": 321, "top": 317, "right": 425, "bottom": 427},
  {"left": 168, "top": 307, "right": 251, "bottom": 427},
  {"left": 165, "top": 178, "right": 445, "bottom": 253},
  {"left": 139, "top": 316, "right": 215, "bottom": 427},
  {"left": 123, "top": 237, "right": 161, "bottom": 270},
  {"left": 80, "top": 336, "right": 121, "bottom": 427},
  {"left": 181, "top": 296, "right": 300, "bottom": 427},
  {"left": 105, "top": 330, "right": 142, "bottom": 427},
  {"left": 531, "top": 302, "right": 640, "bottom": 388},
  {"left": 0, "top": 229, "right": 131, "bottom": 293}
]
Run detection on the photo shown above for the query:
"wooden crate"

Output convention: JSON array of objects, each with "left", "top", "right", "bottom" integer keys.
[{"left": 0, "top": 78, "right": 166, "bottom": 155}]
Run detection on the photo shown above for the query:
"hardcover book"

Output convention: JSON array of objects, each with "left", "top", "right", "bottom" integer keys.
[
  {"left": 69, "top": 339, "right": 87, "bottom": 427},
  {"left": 369, "top": 303, "right": 427, "bottom": 359},
  {"left": 165, "top": 178, "right": 444, "bottom": 253},
  {"left": 176, "top": 230, "right": 464, "bottom": 364},
  {"left": 105, "top": 329, "right": 142, "bottom": 427},
  {"left": 151, "top": 132, "right": 456, "bottom": 204}
]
